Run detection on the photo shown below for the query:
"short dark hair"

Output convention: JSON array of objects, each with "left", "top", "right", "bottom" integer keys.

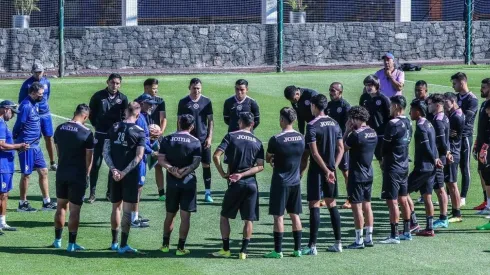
[
  {"left": 74, "top": 104, "right": 90, "bottom": 116},
  {"left": 348, "top": 106, "right": 370, "bottom": 122},
  {"left": 410, "top": 99, "right": 428, "bottom": 117},
  {"left": 330, "top": 82, "right": 343, "bottom": 92},
  {"left": 363, "top": 75, "right": 380, "bottom": 90},
  {"left": 189, "top": 78, "right": 202, "bottom": 86},
  {"left": 108, "top": 73, "right": 122, "bottom": 82},
  {"left": 280, "top": 107, "right": 297, "bottom": 124},
  {"left": 415, "top": 80, "right": 428, "bottom": 87},
  {"left": 126, "top": 102, "right": 141, "bottom": 116},
  {"left": 235, "top": 79, "right": 248, "bottom": 87},
  {"left": 179, "top": 114, "right": 195, "bottom": 131},
  {"left": 482, "top": 78, "right": 490, "bottom": 86},
  {"left": 451, "top": 72, "right": 467, "bottom": 82},
  {"left": 390, "top": 95, "right": 407, "bottom": 109},
  {"left": 444, "top": 92, "right": 458, "bottom": 103},
  {"left": 28, "top": 82, "right": 44, "bottom": 94},
  {"left": 430, "top": 93, "right": 445, "bottom": 105},
  {"left": 238, "top": 112, "right": 254, "bottom": 127},
  {"left": 284, "top": 85, "right": 299, "bottom": 100},
  {"left": 310, "top": 94, "right": 328, "bottom": 111},
  {"left": 143, "top": 78, "right": 158, "bottom": 87}
]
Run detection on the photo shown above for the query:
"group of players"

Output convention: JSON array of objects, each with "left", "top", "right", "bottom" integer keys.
[{"left": 2, "top": 57, "right": 490, "bottom": 258}]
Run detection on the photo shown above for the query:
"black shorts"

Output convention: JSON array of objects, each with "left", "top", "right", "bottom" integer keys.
[
  {"left": 269, "top": 184, "right": 302, "bottom": 216},
  {"left": 338, "top": 151, "right": 349, "bottom": 171},
  {"left": 381, "top": 170, "right": 408, "bottom": 200},
  {"left": 201, "top": 142, "right": 211, "bottom": 164},
  {"left": 407, "top": 170, "right": 435, "bottom": 195},
  {"left": 374, "top": 137, "right": 383, "bottom": 161},
  {"left": 444, "top": 162, "right": 459, "bottom": 183},
  {"left": 348, "top": 180, "right": 373, "bottom": 203},
  {"left": 221, "top": 182, "right": 259, "bottom": 221},
  {"left": 306, "top": 168, "right": 338, "bottom": 201},
  {"left": 166, "top": 176, "right": 197, "bottom": 213},
  {"left": 110, "top": 171, "right": 139, "bottom": 204},
  {"left": 56, "top": 180, "right": 87, "bottom": 206},
  {"left": 433, "top": 168, "right": 445, "bottom": 190},
  {"left": 481, "top": 166, "right": 490, "bottom": 186}
]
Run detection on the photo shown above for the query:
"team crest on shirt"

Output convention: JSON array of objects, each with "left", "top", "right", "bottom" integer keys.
[
  {"left": 43, "top": 84, "right": 48, "bottom": 89},
  {"left": 304, "top": 100, "right": 310, "bottom": 106},
  {"left": 1, "top": 182, "right": 6, "bottom": 189},
  {"left": 376, "top": 100, "right": 381, "bottom": 106},
  {"left": 141, "top": 176, "right": 145, "bottom": 183},
  {"left": 116, "top": 99, "right": 122, "bottom": 104},
  {"left": 237, "top": 104, "right": 243, "bottom": 111},
  {"left": 337, "top": 107, "right": 342, "bottom": 113},
  {"left": 193, "top": 103, "right": 199, "bottom": 109},
  {"left": 25, "top": 165, "right": 29, "bottom": 171}
]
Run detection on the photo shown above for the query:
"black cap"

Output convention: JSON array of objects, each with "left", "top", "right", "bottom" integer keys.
[
  {"left": 135, "top": 94, "right": 158, "bottom": 104},
  {"left": 0, "top": 100, "right": 19, "bottom": 113},
  {"left": 410, "top": 99, "right": 428, "bottom": 117}
]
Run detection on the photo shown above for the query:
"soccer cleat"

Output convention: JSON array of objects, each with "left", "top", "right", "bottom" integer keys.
[
  {"left": 160, "top": 245, "right": 170, "bottom": 253},
  {"left": 415, "top": 229, "right": 435, "bottom": 237},
  {"left": 204, "top": 193, "right": 214, "bottom": 203},
  {"left": 416, "top": 197, "right": 424, "bottom": 204},
  {"left": 448, "top": 216, "right": 463, "bottom": 223},
  {"left": 410, "top": 224, "right": 420, "bottom": 233},
  {"left": 211, "top": 249, "right": 231, "bottom": 258},
  {"left": 379, "top": 237, "right": 400, "bottom": 244},
  {"left": 50, "top": 163, "right": 58, "bottom": 171},
  {"left": 87, "top": 194, "right": 96, "bottom": 204},
  {"left": 301, "top": 246, "right": 318, "bottom": 255},
  {"left": 131, "top": 219, "right": 149, "bottom": 228},
  {"left": 364, "top": 240, "right": 374, "bottom": 247},
  {"left": 17, "top": 201, "right": 37, "bottom": 212},
  {"left": 42, "top": 201, "right": 57, "bottom": 211},
  {"left": 327, "top": 243, "right": 343, "bottom": 252},
  {"left": 460, "top": 197, "right": 466, "bottom": 206},
  {"left": 473, "top": 201, "right": 487, "bottom": 210},
  {"left": 263, "top": 251, "right": 283, "bottom": 259},
  {"left": 476, "top": 208, "right": 490, "bottom": 215},
  {"left": 111, "top": 243, "right": 119, "bottom": 251},
  {"left": 176, "top": 249, "right": 191, "bottom": 256},
  {"left": 158, "top": 195, "right": 166, "bottom": 201},
  {"left": 0, "top": 224, "right": 17, "bottom": 231},
  {"left": 476, "top": 222, "right": 490, "bottom": 230},
  {"left": 138, "top": 215, "right": 150, "bottom": 223},
  {"left": 433, "top": 219, "right": 449, "bottom": 229},
  {"left": 346, "top": 242, "right": 364, "bottom": 249},
  {"left": 118, "top": 245, "right": 138, "bottom": 254},
  {"left": 291, "top": 250, "right": 302, "bottom": 257},
  {"left": 238, "top": 252, "right": 247, "bottom": 260},
  {"left": 52, "top": 239, "right": 62, "bottom": 248},
  {"left": 67, "top": 243, "right": 85, "bottom": 252},
  {"left": 398, "top": 232, "right": 413, "bottom": 241}
]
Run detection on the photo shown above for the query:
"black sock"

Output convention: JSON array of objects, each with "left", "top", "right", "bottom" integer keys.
[
  {"left": 308, "top": 207, "right": 320, "bottom": 246},
  {"left": 484, "top": 191, "right": 487, "bottom": 202},
  {"left": 328, "top": 207, "right": 342, "bottom": 241},
  {"left": 178, "top": 238, "right": 186, "bottom": 250},
  {"left": 111, "top": 229, "right": 119, "bottom": 244},
  {"left": 240, "top": 238, "right": 250, "bottom": 253},
  {"left": 55, "top": 228, "right": 63, "bottom": 240},
  {"left": 390, "top": 223, "right": 398, "bottom": 238},
  {"left": 163, "top": 236, "right": 170, "bottom": 246},
  {"left": 121, "top": 232, "right": 129, "bottom": 247},
  {"left": 273, "top": 232, "right": 283, "bottom": 253},
  {"left": 69, "top": 232, "right": 77, "bottom": 243},
  {"left": 426, "top": 216, "right": 433, "bottom": 231},
  {"left": 293, "top": 230, "right": 302, "bottom": 251},
  {"left": 403, "top": 220, "right": 410, "bottom": 234},
  {"left": 410, "top": 211, "right": 418, "bottom": 226},
  {"left": 50, "top": 161, "right": 55, "bottom": 165},
  {"left": 453, "top": 208, "right": 461, "bottom": 217},
  {"left": 439, "top": 214, "right": 447, "bottom": 220},
  {"left": 223, "top": 238, "right": 230, "bottom": 251},
  {"left": 203, "top": 167, "right": 212, "bottom": 190},
  {"left": 158, "top": 189, "right": 166, "bottom": 197}
]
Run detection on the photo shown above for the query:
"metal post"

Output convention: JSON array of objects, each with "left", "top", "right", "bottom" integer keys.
[
  {"left": 464, "top": 0, "right": 473, "bottom": 65},
  {"left": 58, "top": 0, "right": 65, "bottom": 77},
  {"left": 276, "top": 0, "right": 283, "bottom": 73}
]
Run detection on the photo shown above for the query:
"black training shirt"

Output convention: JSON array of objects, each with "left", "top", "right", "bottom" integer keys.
[
  {"left": 177, "top": 95, "right": 213, "bottom": 142},
  {"left": 305, "top": 115, "right": 342, "bottom": 171},
  {"left": 345, "top": 126, "right": 378, "bottom": 182},
  {"left": 223, "top": 96, "right": 260, "bottom": 132},
  {"left": 267, "top": 130, "right": 305, "bottom": 186}
]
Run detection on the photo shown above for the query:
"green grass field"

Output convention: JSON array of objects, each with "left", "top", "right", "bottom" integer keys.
[{"left": 1, "top": 66, "right": 490, "bottom": 274}]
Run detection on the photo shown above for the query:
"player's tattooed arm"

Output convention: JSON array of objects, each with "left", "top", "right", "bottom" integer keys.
[
  {"left": 121, "top": 146, "right": 145, "bottom": 175},
  {"left": 102, "top": 139, "right": 115, "bottom": 170},
  {"left": 178, "top": 156, "right": 202, "bottom": 177}
]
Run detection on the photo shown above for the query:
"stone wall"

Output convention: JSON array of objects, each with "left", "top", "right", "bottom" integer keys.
[{"left": 0, "top": 21, "right": 488, "bottom": 72}]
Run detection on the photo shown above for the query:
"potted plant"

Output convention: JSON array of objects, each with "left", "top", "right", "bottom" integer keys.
[
  {"left": 287, "top": 0, "right": 307, "bottom": 24},
  {"left": 12, "top": 0, "right": 40, "bottom": 28}
]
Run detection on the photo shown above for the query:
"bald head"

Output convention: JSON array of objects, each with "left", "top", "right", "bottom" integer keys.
[{"left": 329, "top": 82, "right": 343, "bottom": 101}]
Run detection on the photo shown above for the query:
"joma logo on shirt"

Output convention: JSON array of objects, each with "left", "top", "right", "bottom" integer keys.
[
  {"left": 171, "top": 137, "right": 191, "bottom": 143},
  {"left": 60, "top": 125, "right": 79, "bottom": 132},
  {"left": 364, "top": 132, "right": 377, "bottom": 138},
  {"left": 284, "top": 136, "right": 302, "bottom": 142},
  {"left": 320, "top": 121, "right": 335, "bottom": 127},
  {"left": 237, "top": 135, "right": 256, "bottom": 142}
]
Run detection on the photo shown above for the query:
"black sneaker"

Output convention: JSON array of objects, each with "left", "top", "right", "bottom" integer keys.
[
  {"left": 42, "top": 201, "right": 57, "bottom": 211},
  {"left": 138, "top": 215, "right": 150, "bottom": 223},
  {"left": 131, "top": 219, "right": 149, "bottom": 228},
  {"left": 17, "top": 201, "right": 37, "bottom": 212}
]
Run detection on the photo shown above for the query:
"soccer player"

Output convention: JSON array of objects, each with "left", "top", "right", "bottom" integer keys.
[
  {"left": 474, "top": 79, "right": 490, "bottom": 215},
  {"left": 476, "top": 103, "right": 490, "bottom": 230},
  {"left": 303, "top": 94, "right": 344, "bottom": 255},
  {"left": 223, "top": 79, "right": 260, "bottom": 133},
  {"left": 326, "top": 82, "right": 351, "bottom": 209},
  {"left": 427, "top": 94, "right": 451, "bottom": 228},
  {"left": 52, "top": 104, "right": 94, "bottom": 251},
  {"left": 158, "top": 114, "right": 202, "bottom": 256},
  {"left": 413, "top": 80, "right": 434, "bottom": 121},
  {"left": 359, "top": 75, "right": 390, "bottom": 164},
  {"left": 0, "top": 101, "right": 27, "bottom": 234},
  {"left": 263, "top": 107, "right": 304, "bottom": 259},
  {"left": 177, "top": 78, "right": 215, "bottom": 202},
  {"left": 380, "top": 95, "right": 413, "bottom": 243},
  {"left": 141, "top": 78, "right": 167, "bottom": 202},
  {"left": 343, "top": 106, "right": 377, "bottom": 249},
  {"left": 19, "top": 63, "right": 57, "bottom": 171},
  {"left": 283, "top": 85, "right": 317, "bottom": 177},
  {"left": 408, "top": 100, "right": 442, "bottom": 237},
  {"left": 452, "top": 72, "right": 478, "bottom": 207},
  {"left": 443, "top": 92, "right": 464, "bottom": 222},
  {"left": 88, "top": 73, "right": 129, "bottom": 203},
  {"left": 374, "top": 52, "right": 404, "bottom": 97},
  {"left": 212, "top": 112, "right": 264, "bottom": 260},
  {"left": 103, "top": 102, "right": 146, "bottom": 254},
  {"left": 13, "top": 82, "right": 57, "bottom": 212}
]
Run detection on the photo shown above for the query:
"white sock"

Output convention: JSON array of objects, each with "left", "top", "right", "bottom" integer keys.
[
  {"left": 355, "top": 229, "right": 363, "bottom": 244},
  {"left": 365, "top": 226, "right": 374, "bottom": 242},
  {"left": 131, "top": 212, "right": 138, "bottom": 222},
  {"left": 43, "top": 197, "right": 51, "bottom": 204},
  {"left": 205, "top": 189, "right": 211, "bottom": 195},
  {"left": 0, "top": 215, "right": 5, "bottom": 226}
]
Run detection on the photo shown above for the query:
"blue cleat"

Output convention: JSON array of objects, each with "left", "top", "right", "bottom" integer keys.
[
  {"left": 52, "top": 239, "right": 62, "bottom": 248},
  {"left": 204, "top": 193, "right": 214, "bottom": 203},
  {"left": 111, "top": 243, "right": 119, "bottom": 251},
  {"left": 399, "top": 232, "right": 413, "bottom": 241},
  {"left": 433, "top": 219, "right": 449, "bottom": 229},
  {"left": 346, "top": 242, "right": 365, "bottom": 249},
  {"left": 67, "top": 243, "right": 85, "bottom": 252},
  {"left": 118, "top": 245, "right": 138, "bottom": 254}
]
